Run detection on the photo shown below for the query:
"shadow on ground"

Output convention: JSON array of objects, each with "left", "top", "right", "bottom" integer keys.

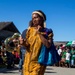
[
  {"left": 45, "top": 67, "right": 57, "bottom": 74},
  {"left": 0, "top": 66, "right": 19, "bottom": 74},
  {"left": 45, "top": 71, "right": 57, "bottom": 73}
]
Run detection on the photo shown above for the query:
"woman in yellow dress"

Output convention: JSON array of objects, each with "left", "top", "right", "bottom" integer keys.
[{"left": 23, "top": 10, "right": 53, "bottom": 75}]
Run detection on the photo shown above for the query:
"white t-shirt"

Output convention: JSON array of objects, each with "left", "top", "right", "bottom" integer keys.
[
  {"left": 66, "top": 52, "right": 70, "bottom": 60},
  {"left": 58, "top": 48, "right": 62, "bottom": 56}
]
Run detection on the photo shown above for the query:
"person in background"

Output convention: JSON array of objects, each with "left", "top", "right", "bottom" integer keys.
[
  {"left": 70, "top": 47, "right": 75, "bottom": 67},
  {"left": 65, "top": 48, "right": 71, "bottom": 68},
  {"left": 12, "top": 49, "right": 20, "bottom": 64},
  {"left": 57, "top": 46, "right": 62, "bottom": 57},
  {"left": 4, "top": 33, "right": 20, "bottom": 69},
  {"left": 0, "top": 48, "right": 3, "bottom": 64},
  {"left": 57, "top": 46, "right": 62, "bottom": 66},
  {"left": 0, "top": 41, "right": 5, "bottom": 65},
  {"left": 60, "top": 47, "right": 66, "bottom": 67},
  {"left": 18, "top": 29, "right": 28, "bottom": 75},
  {"left": 54, "top": 45, "right": 60, "bottom": 66}
]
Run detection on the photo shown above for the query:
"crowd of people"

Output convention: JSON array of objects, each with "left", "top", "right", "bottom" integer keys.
[
  {"left": 0, "top": 10, "right": 75, "bottom": 75},
  {"left": 0, "top": 33, "right": 21, "bottom": 69},
  {"left": 55, "top": 44, "right": 75, "bottom": 68}
]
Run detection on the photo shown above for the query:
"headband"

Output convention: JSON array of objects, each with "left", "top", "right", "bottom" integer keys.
[{"left": 32, "top": 11, "right": 45, "bottom": 21}]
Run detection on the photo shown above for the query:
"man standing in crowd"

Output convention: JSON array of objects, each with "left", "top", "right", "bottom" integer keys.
[{"left": 18, "top": 29, "right": 27, "bottom": 75}]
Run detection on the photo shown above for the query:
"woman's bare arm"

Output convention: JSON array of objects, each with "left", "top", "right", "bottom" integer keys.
[
  {"left": 38, "top": 32, "right": 52, "bottom": 48},
  {"left": 36, "top": 25, "right": 53, "bottom": 48}
]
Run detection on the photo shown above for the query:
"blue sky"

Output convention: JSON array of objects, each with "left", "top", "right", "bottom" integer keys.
[{"left": 0, "top": 0, "right": 75, "bottom": 41}]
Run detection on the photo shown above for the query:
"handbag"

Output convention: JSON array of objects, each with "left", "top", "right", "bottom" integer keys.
[
  {"left": 38, "top": 45, "right": 53, "bottom": 66},
  {"left": 38, "top": 28, "right": 60, "bottom": 66},
  {"left": 38, "top": 44, "right": 61, "bottom": 66}
]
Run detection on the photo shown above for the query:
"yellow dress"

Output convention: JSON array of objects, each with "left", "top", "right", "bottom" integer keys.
[{"left": 23, "top": 27, "right": 46, "bottom": 75}]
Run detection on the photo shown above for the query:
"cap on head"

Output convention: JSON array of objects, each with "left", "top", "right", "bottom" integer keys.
[
  {"left": 32, "top": 10, "right": 46, "bottom": 21},
  {"left": 12, "top": 33, "right": 21, "bottom": 38}
]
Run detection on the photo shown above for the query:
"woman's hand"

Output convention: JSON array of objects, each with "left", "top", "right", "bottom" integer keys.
[{"left": 35, "top": 25, "right": 42, "bottom": 34}]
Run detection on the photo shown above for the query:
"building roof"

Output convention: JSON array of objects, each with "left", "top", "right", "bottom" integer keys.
[
  {"left": 0, "top": 22, "right": 10, "bottom": 30},
  {"left": 0, "top": 22, "right": 20, "bottom": 44},
  {"left": 0, "top": 22, "right": 20, "bottom": 33}
]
